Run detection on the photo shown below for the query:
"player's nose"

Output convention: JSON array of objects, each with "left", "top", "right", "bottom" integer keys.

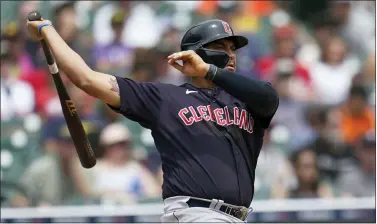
[{"left": 228, "top": 53, "right": 236, "bottom": 63}]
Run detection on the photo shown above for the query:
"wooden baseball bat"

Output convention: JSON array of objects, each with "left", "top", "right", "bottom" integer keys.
[{"left": 28, "top": 11, "right": 96, "bottom": 168}]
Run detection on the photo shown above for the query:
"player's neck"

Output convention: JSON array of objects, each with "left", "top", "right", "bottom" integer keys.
[{"left": 191, "top": 77, "right": 215, "bottom": 89}]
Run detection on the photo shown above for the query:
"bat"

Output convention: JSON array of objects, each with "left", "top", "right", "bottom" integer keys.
[{"left": 28, "top": 11, "right": 96, "bottom": 169}]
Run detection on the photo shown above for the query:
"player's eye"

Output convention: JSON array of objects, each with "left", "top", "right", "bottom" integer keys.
[{"left": 214, "top": 44, "right": 224, "bottom": 49}]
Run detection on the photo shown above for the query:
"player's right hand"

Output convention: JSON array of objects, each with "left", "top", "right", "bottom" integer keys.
[
  {"left": 26, "top": 19, "right": 52, "bottom": 41},
  {"left": 167, "top": 50, "right": 210, "bottom": 78}
]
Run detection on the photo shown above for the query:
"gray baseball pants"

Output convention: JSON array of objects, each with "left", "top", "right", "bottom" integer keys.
[{"left": 161, "top": 196, "right": 250, "bottom": 223}]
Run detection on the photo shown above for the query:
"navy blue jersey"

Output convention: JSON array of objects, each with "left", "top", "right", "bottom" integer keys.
[{"left": 109, "top": 76, "right": 272, "bottom": 207}]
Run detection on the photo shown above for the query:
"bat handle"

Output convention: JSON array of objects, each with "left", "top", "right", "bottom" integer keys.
[
  {"left": 27, "top": 11, "right": 55, "bottom": 66},
  {"left": 27, "top": 11, "right": 42, "bottom": 21}
]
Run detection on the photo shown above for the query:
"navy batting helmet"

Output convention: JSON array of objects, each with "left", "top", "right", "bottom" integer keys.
[{"left": 180, "top": 19, "right": 248, "bottom": 68}]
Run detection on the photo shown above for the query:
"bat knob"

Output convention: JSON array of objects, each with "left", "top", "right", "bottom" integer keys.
[{"left": 28, "top": 11, "right": 42, "bottom": 21}]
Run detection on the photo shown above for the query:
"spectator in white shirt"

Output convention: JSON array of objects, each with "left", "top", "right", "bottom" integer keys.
[
  {"left": 93, "top": 2, "right": 163, "bottom": 48},
  {"left": 79, "top": 123, "right": 161, "bottom": 204},
  {"left": 309, "top": 36, "right": 361, "bottom": 106},
  {"left": 1, "top": 40, "right": 35, "bottom": 121}
]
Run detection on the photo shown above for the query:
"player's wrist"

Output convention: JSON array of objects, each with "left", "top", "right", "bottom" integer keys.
[
  {"left": 204, "top": 64, "right": 218, "bottom": 81},
  {"left": 38, "top": 23, "right": 54, "bottom": 37},
  {"left": 199, "top": 63, "right": 210, "bottom": 78}
]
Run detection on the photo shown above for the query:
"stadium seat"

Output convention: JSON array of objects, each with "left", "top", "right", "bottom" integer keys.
[{"left": 1, "top": 117, "right": 43, "bottom": 184}]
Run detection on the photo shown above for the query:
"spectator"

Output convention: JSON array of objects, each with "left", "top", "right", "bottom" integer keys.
[
  {"left": 92, "top": 1, "right": 131, "bottom": 45},
  {"left": 94, "top": 50, "right": 157, "bottom": 161},
  {"left": 254, "top": 25, "right": 312, "bottom": 100},
  {"left": 271, "top": 70, "right": 316, "bottom": 150},
  {"left": 335, "top": 131, "right": 376, "bottom": 197},
  {"left": 287, "top": 149, "right": 333, "bottom": 199},
  {"left": 17, "top": 1, "right": 41, "bottom": 68},
  {"left": 330, "top": 1, "right": 375, "bottom": 58},
  {"left": 1, "top": 0, "right": 375, "bottom": 207},
  {"left": 20, "top": 68, "right": 59, "bottom": 119},
  {"left": 95, "top": 100, "right": 152, "bottom": 165},
  {"left": 93, "top": 9, "right": 135, "bottom": 77},
  {"left": 255, "top": 124, "right": 296, "bottom": 199},
  {"left": 53, "top": 2, "right": 92, "bottom": 67},
  {"left": 362, "top": 54, "right": 376, "bottom": 85},
  {"left": 153, "top": 29, "right": 186, "bottom": 85},
  {"left": 229, "top": 1, "right": 277, "bottom": 76},
  {"left": 126, "top": 48, "right": 159, "bottom": 82},
  {"left": 1, "top": 38, "right": 35, "bottom": 121},
  {"left": 79, "top": 123, "right": 161, "bottom": 204},
  {"left": 307, "top": 107, "right": 356, "bottom": 184},
  {"left": 229, "top": 2, "right": 271, "bottom": 77},
  {"left": 255, "top": 25, "right": 311, "bottom": 81},
  {"left": 93, "top": 2, "right": 163, "bottom": 48},
  {"left": 296, "top": 15, "right": 337, "bottom": 68},
  {"left": 215, "top": 2, "right": 240, "bottom": 27},
  {"left": 130, "top": 62, "right": 154, "bottom": 82},
  {"left": 8, "top": 119, "right": 90, "bottom": 207},
  {"left": 337, "top": 85, "right": 375, "bottom": 145},
  {"left": 1, "top": 21, "right": 35, "bottom": 79},
  {"left": 309, "top": 36, "right": 361, "bottom": 106}
]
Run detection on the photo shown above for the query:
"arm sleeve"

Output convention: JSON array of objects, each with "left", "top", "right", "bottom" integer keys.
[
  {"left": 107, "top": 76, "right": 163, "bottom": 129},
  {"left": 211, "top": 68, "right": 279, "bottom": 128}
]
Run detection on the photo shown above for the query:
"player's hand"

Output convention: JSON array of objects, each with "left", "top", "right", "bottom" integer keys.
[
  {"left": 26, "top": 18, "right": 52, "bottom": 41},
  {"left": 167, "top": 50, "right": 210, "bottom": 78}
]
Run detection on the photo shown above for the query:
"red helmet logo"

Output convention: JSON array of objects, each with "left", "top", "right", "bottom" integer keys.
[{"left": 221, "top": 21, "right": 232, "bottom": 35}]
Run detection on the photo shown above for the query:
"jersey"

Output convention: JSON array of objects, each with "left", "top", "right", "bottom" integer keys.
[{"left": 109, "top": 76, "right": 273, "bottom": 207}]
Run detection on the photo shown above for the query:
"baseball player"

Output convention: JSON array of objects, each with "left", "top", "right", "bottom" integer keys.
[{"left": 27, "top": 18, "right": 279, "bottom": 222}]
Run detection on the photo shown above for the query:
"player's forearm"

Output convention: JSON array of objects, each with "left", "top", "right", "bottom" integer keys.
[
  {"left": 40, "top": 26, "right": 92, "bottom": 89},
  {"left": 209, "top": 67, "right": 279, "bottom": 117}
]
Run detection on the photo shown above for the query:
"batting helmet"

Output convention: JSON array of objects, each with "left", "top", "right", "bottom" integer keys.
[{"left": 180, "top": 19, "right": 248, "bottom": 68}]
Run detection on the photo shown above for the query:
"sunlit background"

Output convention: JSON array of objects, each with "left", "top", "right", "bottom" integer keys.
[{"left": 0, "top": 1, "right": 375, "bottom": 223}]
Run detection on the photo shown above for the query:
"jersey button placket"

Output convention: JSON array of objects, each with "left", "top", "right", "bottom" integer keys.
[
  {"left": 237, "top": 149, "right": 245, "bottom": 204},
  {"left": 234, "top": 147, "right": 244, "bottom": 204}
]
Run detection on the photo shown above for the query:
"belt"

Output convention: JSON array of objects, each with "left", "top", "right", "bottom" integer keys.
[{"left": 186, "top": 197, "right": 251, "bottom": 221}]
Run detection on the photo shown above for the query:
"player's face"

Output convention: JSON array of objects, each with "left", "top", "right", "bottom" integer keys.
[{"left": 206, "top": 39, "right": 237, "bottom": 71}]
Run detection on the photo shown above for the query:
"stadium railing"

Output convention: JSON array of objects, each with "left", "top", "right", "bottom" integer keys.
[{"left": 1, "top": 197, "right": 375, "bottom": 223}]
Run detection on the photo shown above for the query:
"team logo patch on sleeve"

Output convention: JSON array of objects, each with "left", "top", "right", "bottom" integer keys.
[{"left": 221, "top": 21, "right": 232, "bottom": 35}]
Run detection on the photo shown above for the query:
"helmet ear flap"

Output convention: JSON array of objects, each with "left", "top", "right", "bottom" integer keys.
[{"left": 195, "top": 48, "right": 230, "bottom": 69}]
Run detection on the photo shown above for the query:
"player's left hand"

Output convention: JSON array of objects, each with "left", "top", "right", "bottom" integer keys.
[
  {"left": 167, "top": 50, "right": 210, "bottom": 78},
  {"left": 27, "top": 18, "right": 52, "bottom": 41}
]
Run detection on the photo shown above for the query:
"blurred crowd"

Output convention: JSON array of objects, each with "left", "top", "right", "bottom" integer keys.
[{"left": 0, "top": 1, "right": 375, "bottom": 208}]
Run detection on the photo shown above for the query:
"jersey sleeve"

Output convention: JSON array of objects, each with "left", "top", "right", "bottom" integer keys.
[
  {"left": 253, "top": 98, "right": 279, "bottom": 129},
  {"left": 108, "top": 76, "right": 163, "bottom": 128}
]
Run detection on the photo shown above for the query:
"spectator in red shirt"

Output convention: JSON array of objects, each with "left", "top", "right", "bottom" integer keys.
[{"left": 255, "top": 25, "right": 311, "bottom": 88}]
